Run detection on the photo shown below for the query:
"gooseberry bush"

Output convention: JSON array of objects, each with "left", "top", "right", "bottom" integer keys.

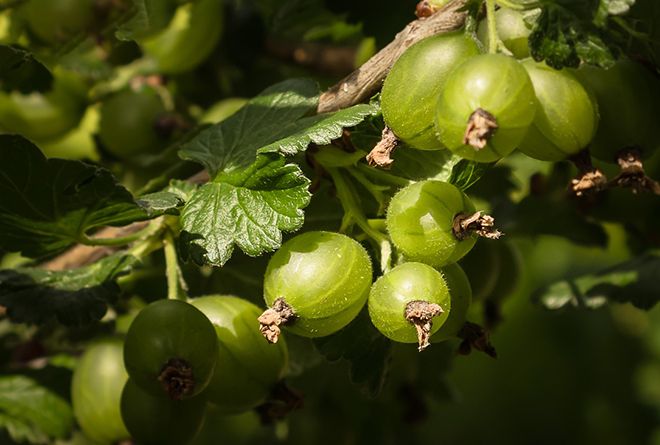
[{"left": 0, "top": 0, "right": 660, "bottom": 444}]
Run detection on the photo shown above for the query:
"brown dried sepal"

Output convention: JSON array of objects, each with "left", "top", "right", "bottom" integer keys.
[
  {"left": 610, "top": 148, "right": 660, "bottom": 195},
  {"left": 158, "top": 358, "right": 195, "bottom": 400},
  {"left": 463, "top": 108, "right": 498, "bottom": 150},
  {"left": 457, "top": 322, "right": 497, "bottom": 358},
  {"left": 366, "top": 127, "right": 399, "bottom": 168},
  {"left": 255, "top": 381, "right": 304, "bottom": 424},
  {"left": 569, "top": 149, "right": 608, "bottom": 197},
  {"left": 452, "top": 211, "right": 502, "bottom": 241},
  {"left": 571, "top": 169, "right": 608, "bottom": 197},
  {"left": 405, "top": 300, "right": 443, "bottom": 352},
  {"left": 258, "top": 298, "right": 297, "bottom": 344}
]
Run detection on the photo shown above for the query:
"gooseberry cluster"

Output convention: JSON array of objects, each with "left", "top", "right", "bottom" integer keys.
[
  {"left": 380, "top": 7, "right": 660, "bottom": 192},
  {"left": 7, "top": 2, "right": 659, "bottom": 445},
  {"left": 72, "top": 297, "right": 288, "bottom": 445}
]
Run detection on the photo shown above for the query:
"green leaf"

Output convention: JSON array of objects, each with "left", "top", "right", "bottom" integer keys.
[
  {"left": 258, "top": 103, "right": 380, "bottom": 156},
  {"left": 136, "top": 191, "right": 185, "bottom": 213},
  {"left": 115, "top": 0, "right": 178, "bottom": 41},
  {"left": 503, "top": 164, "right": 607, "bottom": 247},
  {"left": 178, "top": 79, "right": 319, "bottom": 176},
  {"left": 267, "top": 0, "right": 363, "bottom": 43},
  {"left": 0, "top": 252, "right": 139, "bottom": 325},
  {"left": 0, "top": 135, "right": 170, "bottom": 258},
  {"left": 529, "top": 1, "right": 621, "bottom": 69},
  {"left": 0, "top": 45, "right": 53, "bottom": 94},
  {"left": 389, "top": 148, "right": 458, "bottom": 182},
  {"left": 180, "top": 154, "right": 311, "bottom": 267},
  {"left": 534, "top": 253, "right": 660, "bottom": 311},
  {"left": 314, "top": 310, "right": 392, "bottom": 397},
  {"left": 0, "top": 375, "right": 74, "bottom": 444},
  {"left": 448, "top": 159, "right": 493, "bottom": 191}
]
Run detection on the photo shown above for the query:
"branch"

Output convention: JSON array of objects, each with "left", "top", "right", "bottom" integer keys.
[{"left": 317, "top": 0, "right": 469, "bottom": 113}]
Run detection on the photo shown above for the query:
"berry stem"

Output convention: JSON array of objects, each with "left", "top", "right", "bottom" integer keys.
[
  {"left": 163, "top": 230, "right": 187, "bottom": 301},
  {"left": 495, "top": 0, "right": 542, "bottom": 11},
  {"left": 328, "top": 168, "right": 389, "bottom": 245},
  {"left": 354, "top": 163, "right": 411, "bottom": 188},
  {"left": 485, "top": 0, "right": 499, "bottom": 54}
]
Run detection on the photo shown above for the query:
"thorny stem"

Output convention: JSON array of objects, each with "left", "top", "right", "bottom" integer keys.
[
  {"left": 366, "top": 127, "right": 399, "bottom": 168},
  {"left": 611, "top": 148, "right": 660, "bottom": 195},
  {"left": 452, "top": 211, "right": 502, "bottom": 240},
  {"left": 258, "top": 298, "right": 297, "bottom": 344},
  {"left": 405, "top": 300, "right": 444, "bottom": 351},
  {"left": 485, "top": 0, "right": 499, "bottom": 54}
]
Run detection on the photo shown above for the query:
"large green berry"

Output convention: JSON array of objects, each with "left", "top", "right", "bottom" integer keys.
[
  {"left": 140, "top": 0, "right": 223, "bottom": 74},
  {"left": 518, "top": 59, "right": 599, "bottom": 161},
  {"left": 0, "top": 70, "right": 87, "bottom": 143},
  {"left": 21, "top": 0, "right": 94, "bottom": 45},
  {"left": 386, "top": 180, "right": 477, "bottom": 267},
  {"left": 576, "top": 60, "right": 660, "bottom": 162},
  {"left": 458, "top": 239, "right": 500, "bottom": 302},
  {"left": 368, "top": 262, "right": 451, "bottom": 350},
  {"left": 262, "top": 231, "right": 372, "bottom": 340},
  {"left": 431, "top": 263, "right": 472, "bottom": 342},
  {"left": 98, "top": 86, "right": 167, "bottom": 159},
  {"left": 435, "top": 53, "right": 537, "bottom": 162},
  {"left": 381, "top": 32, "right": 480, "bottom": 150},
  {"left": 120, "top": 379, "right": 206, "bottom": 445},
  {"left": 123, "top": 299, "right": 218, "bottom": 400},
  {"left": 191, "top": 296, "right": 288, "bottom": 413},
  {"left": 71, "top": 338, "right": 129, "bottom": 445}
]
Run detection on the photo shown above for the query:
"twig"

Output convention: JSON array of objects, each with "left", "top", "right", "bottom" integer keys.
[{"left": 317, "top": 0, "right": 469, "bottom": 113}]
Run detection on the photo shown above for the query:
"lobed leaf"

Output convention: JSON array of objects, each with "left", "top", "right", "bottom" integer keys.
[
  {"left": 259, "top": 103, "right": 380, "bottom": 156},
  {"left": 115, "top": 0, "right": 178, "bottom": 41},
  {"left": 0, "top": 252, "right": 139, "bottom": 326},
  {"left": 535, "top": 253, "right": 660, "bottom": 310},
  {"left": 179, "top": 79, "right": 319, "bottom": 176},
  {"left": 180, "top": 154, "right": 311, "bottom": 267},
  {"left": 0, "top": 45, "right": 53, "bottom": 94},
  {"left": 0, "top": 375, "right": 73, "bottom": 444},
  {"left": 529, "top": 0, "right": 640, "bottom": 69},
  {"left": 0, "top": 136, "right": 178, "bottom": 258}
]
